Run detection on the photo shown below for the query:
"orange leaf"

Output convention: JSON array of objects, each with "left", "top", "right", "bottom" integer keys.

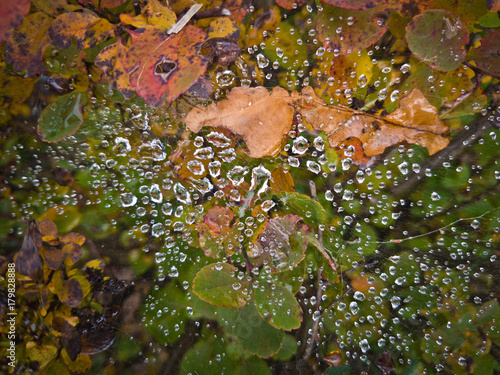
[
  {"left": 186, "top": 86, "right": 296, "bottom": 158},
  {"left": 5, "top": 12, "right": 52, "bottom": 76},
  {"left": 49, "top": 12, "right": 115, "bottom": 50},
  {"left": 95, "top": 37, "right": 135, "bottom": 98},
  {"left": 125, "top": 25, "right": 208, "bottom": 105},
  {"left": 40, "top": 219, "right": 59, "bottom": 241}
]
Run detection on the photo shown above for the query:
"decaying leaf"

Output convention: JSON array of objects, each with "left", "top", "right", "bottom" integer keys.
[
  {"left": 185, "top": 86, "right": 295, "bottom": 158},
  {"left": 15, "top": 219, "right": 43, "bottom": 278},
  {"left": 5, "top": 12, "right": 53, "bottom": 76},
  {"left": 97, "top": 25, "right": 208, "bottom": 106},
  {"left": 186, "top": 85, "right": 449, "bottom": 158},
  {"left": 467, "top": 29, "right": 500, "bottom": 78},
  {"left": 300, "top": 86, "right": 449, "bottom": 155},
  {"left": 48, "top": 12, "right": 115, "bottom": 50},
  {"left": 0, "top": 0, "right": 31, "bottom": 42}
]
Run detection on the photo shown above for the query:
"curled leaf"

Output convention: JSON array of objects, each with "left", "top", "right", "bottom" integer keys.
[{"left": 15, "top": 219, "right": 42, "bottom": 277}]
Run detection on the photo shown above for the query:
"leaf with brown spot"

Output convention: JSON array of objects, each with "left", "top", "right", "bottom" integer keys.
[
  {"left": 48, "top": 12, "right": 115, "bottom": 50},
  {"left": 95, "top": 37, "right": 135, "bottom": 99},
  {"left": 31, "top": 0, "right": 83, "bottom": 15},
  {"left": 207, "top": 18, "right": 240, "bottom": 39},
  {"left": 316, "top": 3, "right": 386, "bottom": 55},
  {"left": 5, "top": 12, "right": 52, "bottom": 76},
  {"left": 54, "top": 271, "right": 84, "bottom": 307},
  {"left": 143, "top": 0, "right": 177, "bottom": 30},
  {"left": 124, "top": 25, "right": 208, "bottom": 105},
  {"left": 63, "top": 243, "right": 83, "bottom": 266},
  {"left": 41, "top": 246, "right": 65, "bottom": 270},
  {"left": 299, "top": 86, "right": 449, "bottom": 156},
  {"left": 0, "top": 0, "right": 30, "bottom": 42},
  {"left": 185, "top": 86, "right": 295, "bottom": 158}
]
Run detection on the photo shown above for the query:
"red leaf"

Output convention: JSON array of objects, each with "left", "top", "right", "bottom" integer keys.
[
  {"left": 0, "top": 0, "right": 31, "bottom": 42},
  {"left": 125, "top": 25, "right": 208, "bottom": 105}
]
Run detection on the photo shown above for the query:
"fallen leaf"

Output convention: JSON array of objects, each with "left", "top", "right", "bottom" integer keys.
[
  {"left": 299, "top": 86, "right": 450, "bottom": 156},
  {"left": 53, "top": 166, "right": 76, "bottom": 186},
  {"left": 198, "top": 206, "right": 240, "bottom": 257},
  {"left": 143, "top": 0, "right": 177, "bottom": 30},
  {"left": 5, "top": 12, "right": 53, "bottom": 76},
  {"left": 207, "top": 17, "right": 240, "bottom": 39},
  {"left": 15, "top": 219, "right": 42, "bottom": 277},
  {"left": 199, "top": 37, "right": 242, "bottom": 66},
  {"left": 317, "top": 4, "right": 386, "bottom": 55},
  {"left": 185, "top": 86, "right": 295, "bottom": 158},
  {"left": 95, "top": 37, "right": 135, "bottom": 98},
  {"left": 186, "top": 85, "right": 449, "bottom": 158},
  {"left": 405, "top": 10, "right": 469, "bottom": 72},
  {"left": 321, "top": 0, "right": 401, "bottom": 10},
  {"left": 48, "top": 11, "right": 115, "bottom": 50},
  {"left": 467, "top": 29, "right": 500, "bottom": 78},
  {"left": 0, "top": 0, "right": 31, "bottom": 42},
  {"left": 100, "top": 0, "right": 127, "bottom": 9},
  {"left": 275, "top": 0, "right": 309, "bottom": 10},
  {"left": 123, "top": 25, "right": 208, "bottom": 105}
]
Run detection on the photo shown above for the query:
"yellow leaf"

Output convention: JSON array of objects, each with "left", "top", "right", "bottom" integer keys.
[{"left": 144, "top": 0, "right": 177, "bottom": 30}]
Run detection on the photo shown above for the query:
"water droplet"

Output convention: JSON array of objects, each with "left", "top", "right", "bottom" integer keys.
[
  {"left": 256, "top": 53, "right": 269, "bottom": 68},
  {"left": 400, "top": 63, "right": 411, "bottom": 74},
  {"left": 150, "top": 183, "right": 163, "bottom": 203},
  {"left": 216, "top": 70, "right": 235, "bottom": 87},
  {"left": 250, "top": 165, "right": 271, "bottom": 195},
  {"left": 194, "top": 147, "right": 214, "bottom": 160},
  {"left": 313, "top": 136, "right": 325, "bottom": 151},
  {"left": 174, "top": 183, "right": 191, "bottom": 204},
  {"left": 378, "top": 88, "right": 388, "bottom": 101},
  {"left": 430, "top": 192, "right": 441, "bottom": 201},
  {"left": 390, "top": 90, "right": 399, "bottom": 102},
  {"left": 168, "top": 266, "right": 179, "bottom": 277},
  {"left": 306, "top": 160, "right": 321, "bottom": 174},
  {"left": 261, "top": 200, "right": 276, "bottom": 212},
  {"left": 220, "top": 168, "right": 245, "bottom": 191},
  {"left": 358, "top": 74, "right": 367, "bottom": 88},
  {"left": 151, "top": 223, "right": 165, "bottom": 237},
  {"left": 187, "top": 160, "right": 205, "bottom": 175},
  {"left": 120, "top": 192, "right": 137, "bottom": 207},
  {"left": 208, "top": 160, "right": 221, "bottom": 177},
  {"left": 292, "top": 136, "right": 309, "bottom": 155},
  {"left": 113, "top": 137, "right": 131, "bottom": 156},
  {"left": 349, "top": 301, "right": 359, "bottom": 314},
  {"left": 353, "top": 291, "right": 365, "bottom": 301},
  {"left": 206, "top": 132, "right": 231, "bottom": 148}
]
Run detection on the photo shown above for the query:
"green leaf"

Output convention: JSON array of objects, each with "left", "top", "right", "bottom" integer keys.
[
  {"left": 405, "top": 10, "right": 469, "bottom": 72},
  {"left": 142, "top": 282, "right": 188, "bottom": 344},
  {"left": 193, "top": 263, "right": 249, "bottom": 308},
  {"left": 276, "top": 192, "right": 327, "bottom": 226},
  {"left": 222, "top": 303, "right": 284, "bottom": 358},
  {"left": 254, "top": 281, "right": 302, "bottom": 330},
  {"left": 38, "top": 92, "right": 88, "bottom": 142}
]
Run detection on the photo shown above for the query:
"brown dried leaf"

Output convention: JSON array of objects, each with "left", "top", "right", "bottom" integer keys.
[
  {"left": 15, "top": 219, "right": 43, "bottom": 277},
  {"left": 185, "top": 86, "right": 295, "bottom": 158},
  {"left": 40, "top": 219, "right": 59, "bottom": 241},
  {"left": 186, "top": 85, "right": 449, "bottom": 158},
  {"left": 300, "top": 86, "right": 449, "bottom": 155}
]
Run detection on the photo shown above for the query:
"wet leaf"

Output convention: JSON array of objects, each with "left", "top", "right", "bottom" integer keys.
[
  {"left": 299, "top": 86, "right": 450, "bottom": 156},
  {"left": 317, "top": 4, "right": 386, "bottom": 55},
  {"left": 276, "top": 192, "right": 327, "bottom": 226},
  {"left": 405, "top": 10, "right": 469, "bottom": 72},
  {"left": 49, "top": 12, "right": 115, "bottom": 50},
  {"left": 442, "top": 89, "right": 488, "bottom": 119},
  {"left": 52, "top": 317, "right": 82, "bottom": 361},
  {"left": 186, "top": 86, "right": 295, "bottom": 158},
  {"left": 15, "top": 219, "right": 42, "bottom": 277},
  {"left": 270, "top": 167, "right": 295, "bottom": 193},
  {"left": 254, "top": 281, "right": 302, "bottom": 330},
  {"left": 0, "top": 0, "right": 30, "bottom": 42},
  {"left": 42, "top": 246, "right": 65, "bottom": 270},
  {"left": 197, "top": 206, "right": 240, "bottom": 257},
  {"left": 193, "top": 262, "right": 249, "bottom": 307},
  {"left": 376, "top": 351, "right": 396, "bottom": 375},
  {"left": 275, "top": 0, "right": 309, "bottom": 10},
  {"left": 249, "top": 215, "right": 309, "bottom": 272},
  {"left": 38, "top": 93, "right": 89, "bottom": 142},
  {"left": 321, "top": 0, "right": 401, "bottom": 10},
  {"left": 207, "top": 17, "right": 240, "bottom": 39},
  {"left": 199, "top": 37, "right": 242, "bottom": 66},
  {"left": 225, "top": 302, "right": 284, "bottom": 358},
  {"left": 5, "top": 12, "right": 52, "bottom": 76},
  {"left": 467, "top": 29, "right": 500, "bottom": 78},
  {"left": 123, "top": 25, "right": 208, "bottom": 105},
  {"left": 62, "top": 243, "right": 83, "bottom": 265}
]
